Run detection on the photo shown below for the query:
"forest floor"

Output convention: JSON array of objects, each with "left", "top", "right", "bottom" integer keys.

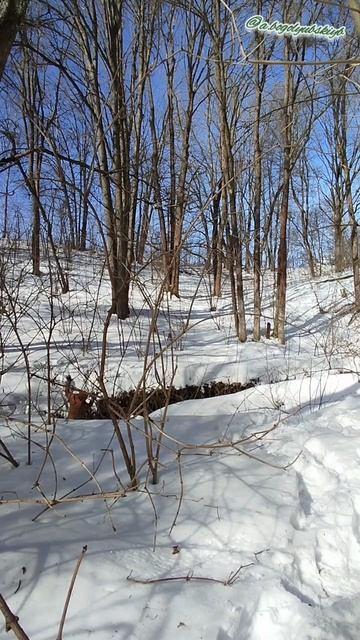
[{"left": 2, "top": 252, "right": 360, "bottom": 639}]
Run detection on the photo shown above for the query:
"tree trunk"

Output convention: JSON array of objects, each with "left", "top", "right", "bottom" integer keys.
[
  {"left": 339, "top": 71, "right": 360, "bottom": 307},
  {"left": 0, "top": 0, "right": 28, "bottom": 81},
  {"left": 213, "top": 0, "right": 246, "bottom": 341},
  {"left": 334, "top": 195, "right": 345, "bottom": 272},
  {"left": 274, "top": 39, "right": 293, "bottom": 345},
  {"left": 212, "top": 178, "right": 223, "bottom": 298},
  {"left": 253, "top": 24, "right": 263, "bottom": 341},
  {"left": 31, "top": 152, "right": 41, "bottom": 276}
]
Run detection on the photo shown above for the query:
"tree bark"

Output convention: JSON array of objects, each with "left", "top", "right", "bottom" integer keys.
[
  {"left": 213, "top": 0, "right": 246, "bottom": 341},
  {"left": 253, "top": 23, "right": 264, "bottom": 341},
  {"left": 338, "top": 67, "right": 360, "bottom": 307},
  {"left": 274, "top": 38, "right": 293, "bottom": 344},
  {"left": 0, "top": 0, "right": 29, "bottom": 81}
]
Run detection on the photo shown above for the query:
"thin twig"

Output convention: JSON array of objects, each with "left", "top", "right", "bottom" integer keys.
[
  {"left": 8, "top": 417, "right": 117, "bottom": 530},
  {"left": 56, "top": 545, "right": 88, "bottom": 640},
  {"left": 0, "top": 490, "right": 130, "bottom": 505},
  {"left": 169, "top": 452, "right": 184, "bottom": 535},
  {"left": 226, "top": 563, "right": 255, "bottom": 585},
  {"left": 127, "top": 563, "right": 254, "bottom": 587},
  {"left": 143, "top": 484, "right": 158, "bottom": 552},
  {"left": 32, "top": 429, "right": 117, "bottom": 521}
]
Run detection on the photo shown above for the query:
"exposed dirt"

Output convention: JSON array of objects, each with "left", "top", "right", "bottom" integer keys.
[{"left": 94, "top": 379, "right": 259, "bottom": 419}]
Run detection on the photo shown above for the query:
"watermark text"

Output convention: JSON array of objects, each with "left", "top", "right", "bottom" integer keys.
[{"left": 245, "top": 15, "right": 346, "bottom": 39}]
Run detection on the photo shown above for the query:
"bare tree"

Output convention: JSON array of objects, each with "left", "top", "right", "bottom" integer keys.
[
  {"left": 212, "top": 0, "right": 247, "bottom": 341},
  {"left": 273, "top": 32, "right": 294, "bottom": 345},
  {"left": 251, "top": 0, "right": 275, "bottom": 340},
  {"left": 17, "top": 34, "right": 44, "bottom": 276},
  {"left": 58, "top": 0, "right": 158, "bottom": 318},
  {"left": 163, "top": 7, "right": 207, "bottom": 298},
  {"left": 333, "top": 65, "right": 360, "bottom": 307}
]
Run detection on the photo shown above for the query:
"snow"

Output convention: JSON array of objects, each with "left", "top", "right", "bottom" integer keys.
[{"left": 2, "top": 255, "right": 360, "bottom": 639}]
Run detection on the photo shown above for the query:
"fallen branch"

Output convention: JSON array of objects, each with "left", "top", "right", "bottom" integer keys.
[
  {"left": 0, "top": 489, "right": 129, "bottom": 506},
  {"left": 0, "top": 594, "right": 30, "bottom": 640},
  {"left": 127, "top": 563, "right": 254, "bottom": 587}
]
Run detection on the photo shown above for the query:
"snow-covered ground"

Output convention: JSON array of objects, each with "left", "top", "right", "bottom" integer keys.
[{"left": 2, "top": 252, "right": 360, "bottom": 639}]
